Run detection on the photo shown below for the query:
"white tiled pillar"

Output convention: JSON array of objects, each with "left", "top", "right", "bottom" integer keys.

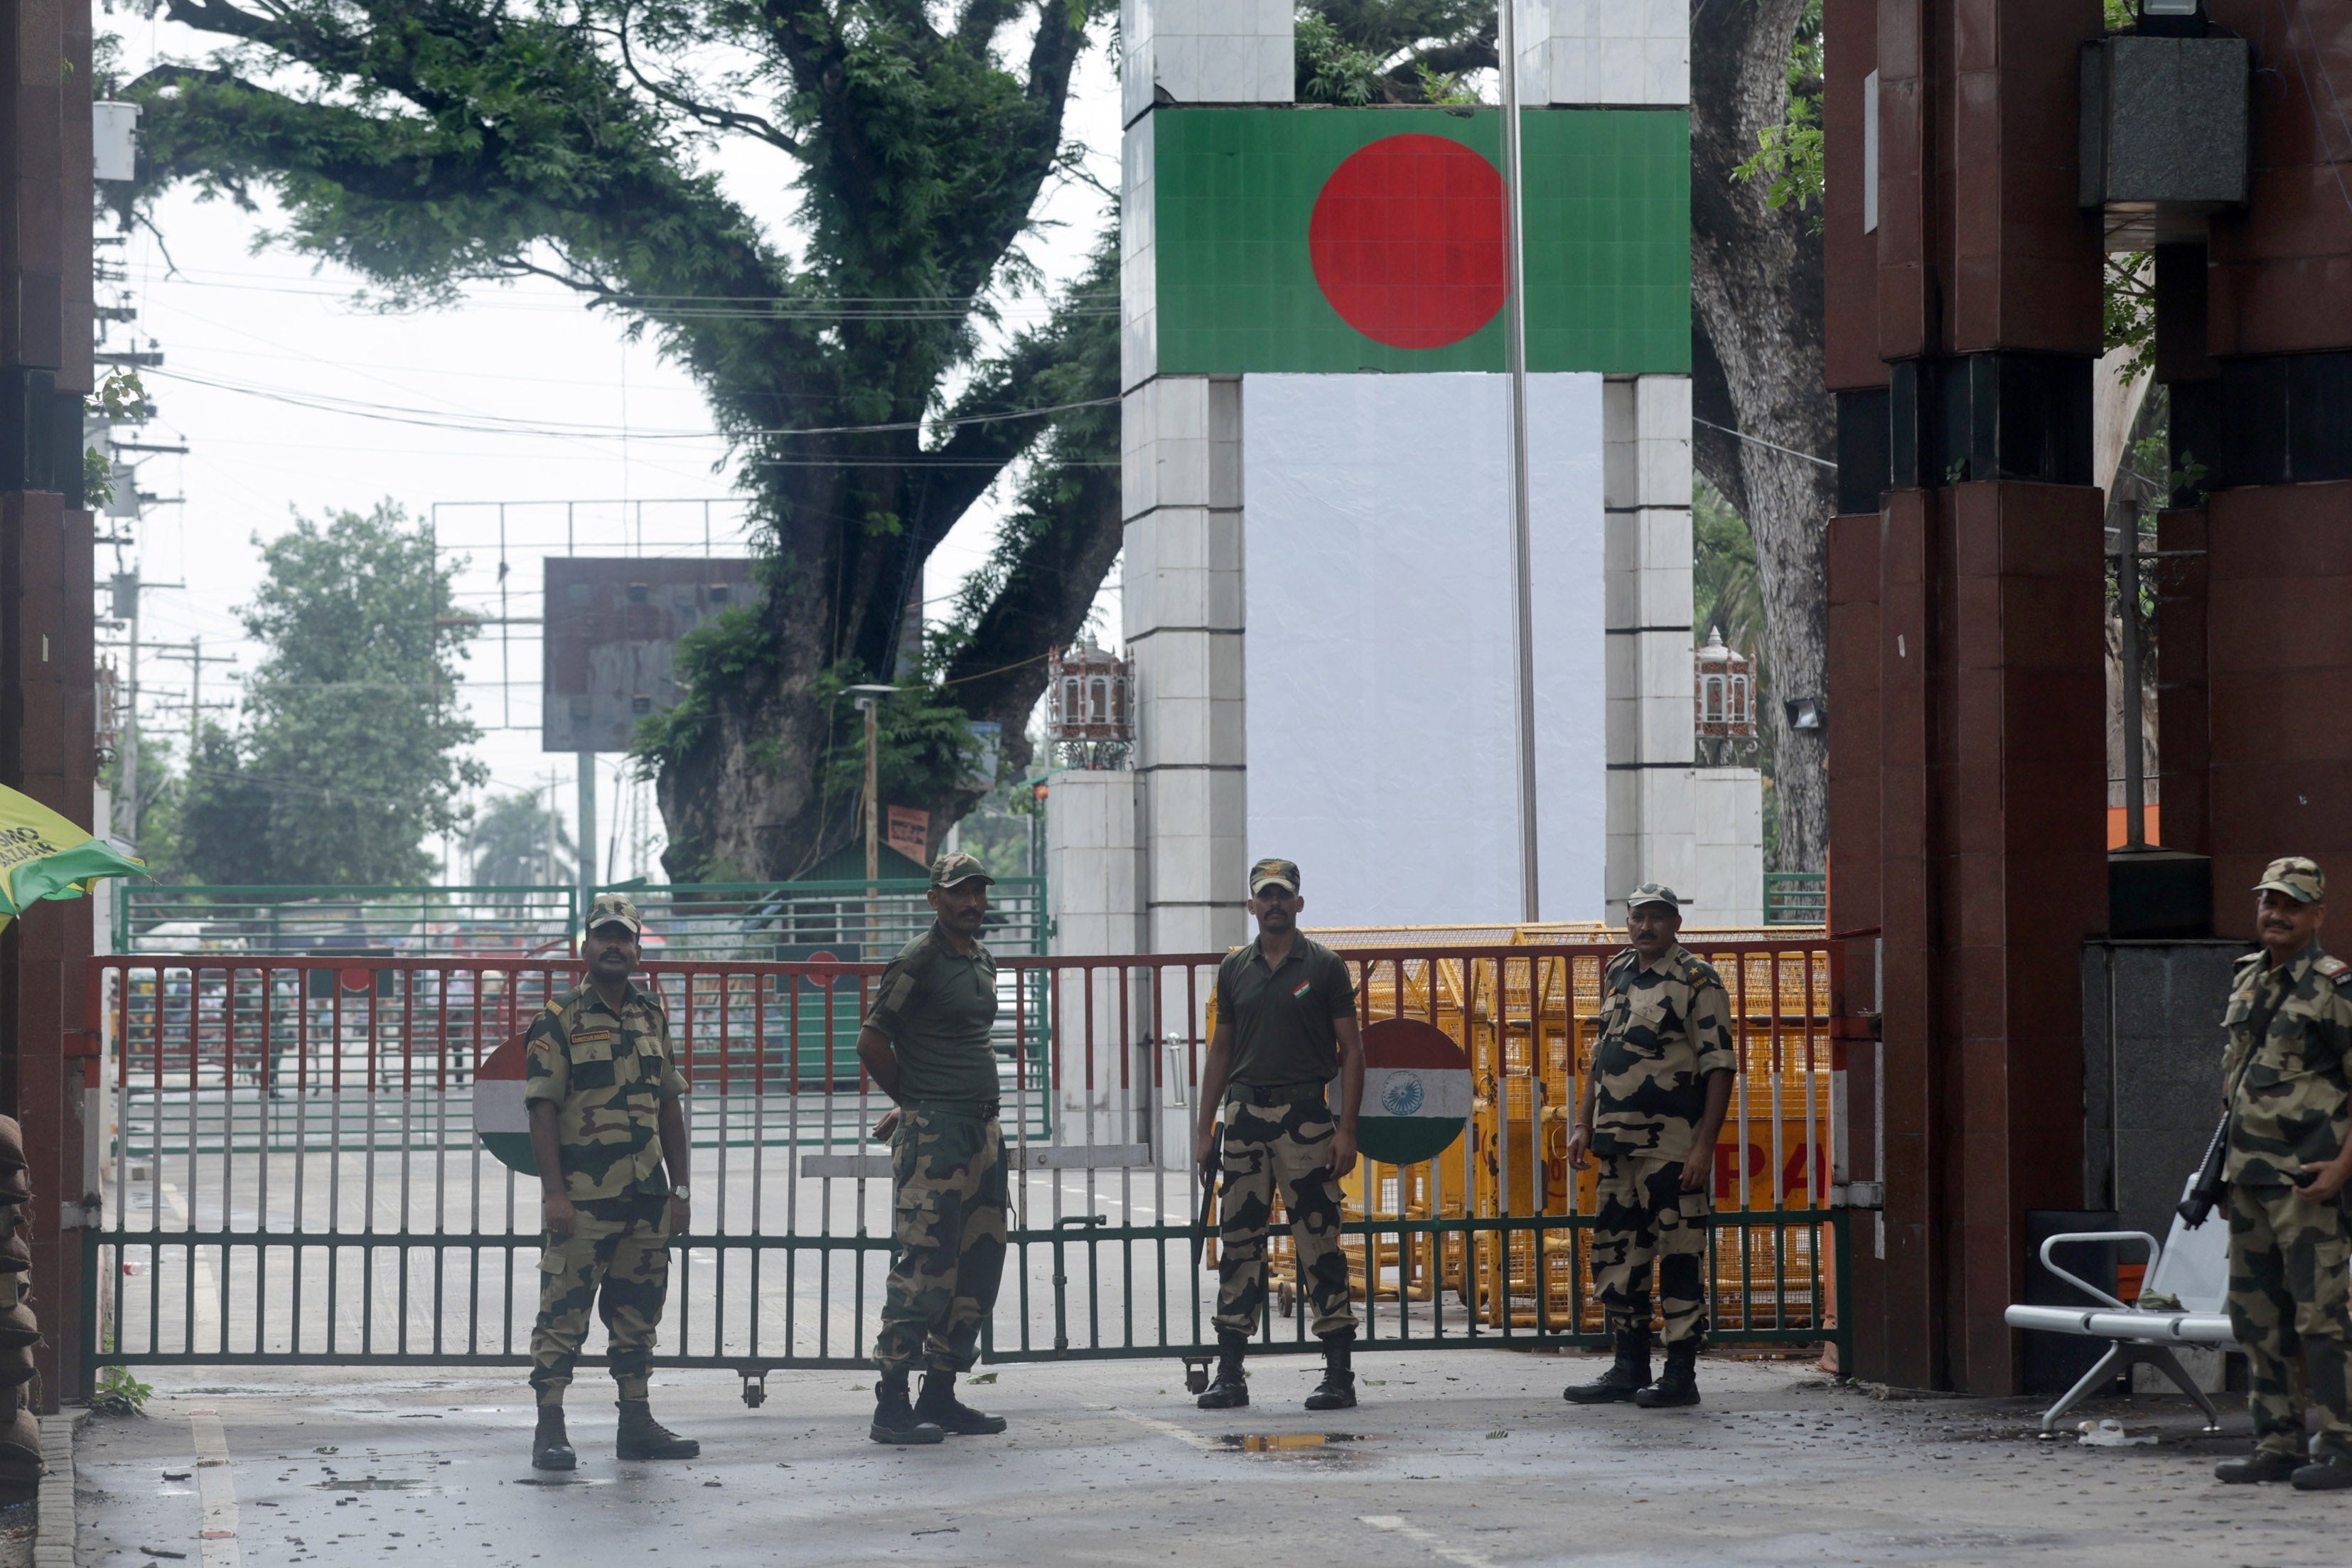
[
  {"left": 1512, "top": 0, "right": 1689, "bottom": 107},
  {"left": 1121, "top": 0, "right": 1282, "bottom": 957},
  {"left": 1604, "top": 373, "right": 1697, "bottom": 918},
  {"left": 1689, "top": 769, "right": 1766, "bottom": 927},
  {"left": 1045, "top": 769, "right": 1149, "bottom": 1126}
]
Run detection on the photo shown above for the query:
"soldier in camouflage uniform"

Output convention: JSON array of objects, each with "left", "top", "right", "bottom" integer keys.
[
  {"left": 1193, "top": 858, "right": 1366, "bottom": 1412},
  {"left": 854, "top": 852, "right": 1011, "bottom": 1445},
  {"left": 1563, "top": 884, "right": 1737, "bottom": 1409},
  {"left": 525, "top": 893, "right": 699, "bottom": 1470},
  {"left": 2212, "top": 857, "right": 2352, "bottom": 1490}
]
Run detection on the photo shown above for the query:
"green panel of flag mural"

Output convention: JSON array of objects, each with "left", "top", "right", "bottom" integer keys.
[{"left": 1151, "top": 106, "right": 1690, "bottom": 375}]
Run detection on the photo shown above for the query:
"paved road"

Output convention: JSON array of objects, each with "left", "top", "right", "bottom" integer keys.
[{"left": 68, "top": 1353, "right": 2352, "bottom": 1567}]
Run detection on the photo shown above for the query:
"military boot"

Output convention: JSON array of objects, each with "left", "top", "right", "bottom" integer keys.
[
  {"left": 2216, "top": 1449, "right": 2302, "bottom": 1483},
  {"left": 1304, "top": 1329, "right": 1357, "bottom": 1412},
  {"left": 914, "top": 1370, "right": 1008, "bottom": 1435},
  {"left": 1196, "top": 1331, "right": 1250, "bottom": 1410},
  {"left": 1633, "top": 1337, "right": 1701, "bottom": 1408},
  {"left": 1563, "top": 1326, "right": 1652, "bottom": 1405},
  {"left": 870, "top": 1372, "right": 947, "bottom": 1445},
  {"left": 614, "top": 1400, "right": 700, "bottom": 1460},
  {"left": 530, "top": 1406, "right": 576, "bottom": 1471},
  {"left": 2294, "top": 1452, "right": 2352, "bottom": 1491}
]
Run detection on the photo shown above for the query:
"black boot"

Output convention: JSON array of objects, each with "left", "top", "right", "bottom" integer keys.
[
  {"left": 1304, "top": 1330, "right": 1358, "bottom": 1412},
  {"left": 1633, "top": 1337, "right": 1701, "bottom": 1408},
  {"left": 869, "top": 1371, "right": 946, "bottom": 1445},
  {"left": 2216, "top": 1449, "right": 2302, "bottom": 1483},
  {"left": 914, "top": 1370, "right": 1009, "bottom": 1435},
  {"left": 1196, "top": 1331, "right": 1250, "bottom": 1410},
  {"left": 530, "top": 1405, "right": 576, "bottom": 1471},
  {"left": 614, "top": 1399, "right": 701, "bottom": 1460},
  {"left": 1563, "top": 1326, "right": 1652, "bottom": 1405},
  {"left": 2294, "top": 1452, "right": 2352, "bottom": 1491}
]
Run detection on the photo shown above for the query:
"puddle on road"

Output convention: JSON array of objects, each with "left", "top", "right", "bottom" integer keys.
[
  {"left": 510, "top": 1476, "right": 615, "bottom": 1488},
  {"left": 1215, "top": 1433, "right": 1385, "bottom": 1456},
  {"left": 314, "top": 1479, "right": 425, "bottom": 1492}
]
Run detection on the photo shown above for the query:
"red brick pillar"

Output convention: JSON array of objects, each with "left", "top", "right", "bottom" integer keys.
[
  {"left": 0, "top": 0, "right": 99, "bottom": 1409},
  {"left": 1824, "top": 0, "right": 2110, "bottom": 1391}
]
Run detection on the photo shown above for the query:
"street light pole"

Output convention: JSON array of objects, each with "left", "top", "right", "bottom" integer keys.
[
  {"left": 844, "top": 684, "right": 900, "bottom": 947},
  {"left": 1497, "top": 0, "right": 1540, "bottom": 923}
]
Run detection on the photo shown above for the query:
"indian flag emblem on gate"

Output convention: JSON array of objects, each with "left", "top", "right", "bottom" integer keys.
[
  {"left": 1355, "top": 1017, "right": 1471, "bottom": 1166},
  {"left": 473, "top": 1030, "right": 537, "bottom": 1176}
]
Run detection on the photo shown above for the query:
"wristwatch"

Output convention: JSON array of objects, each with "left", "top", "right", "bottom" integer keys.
[{"left": 670, "top": 1186, "right": 692, "bottom": 1202}]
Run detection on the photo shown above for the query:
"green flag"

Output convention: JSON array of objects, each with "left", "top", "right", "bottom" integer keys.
[
  {"left": 1148, "top": 107, "right": 1690, "bottom": 375},
  {"left": 0, "top": 785, "right": 144, "bottom": 928}
]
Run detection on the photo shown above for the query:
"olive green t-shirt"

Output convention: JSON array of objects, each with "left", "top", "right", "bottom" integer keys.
[
  {"left": 1215, "top": 935, "right": 1357, "bottom": 1088},
  {"left": 864, "top": 924, "right": 1002, "bottom": 1108}
]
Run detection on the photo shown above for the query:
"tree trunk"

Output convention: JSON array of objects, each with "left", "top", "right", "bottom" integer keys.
[{"left": 1690, "top": 0, "right": 1836, "bottom": 874}]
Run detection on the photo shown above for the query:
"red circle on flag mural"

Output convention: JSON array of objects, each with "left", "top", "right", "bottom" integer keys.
[{"left": 1308, "top": 134, "right": 1508, "bottom": 350}]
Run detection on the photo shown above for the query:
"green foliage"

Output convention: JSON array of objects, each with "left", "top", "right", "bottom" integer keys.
[
  {"left": 82, "top": 367, "right": 146, "bottom": 508},
  {"left": 2105, "top": 0, "right": 2137, "bottom": 27},
  {"left": 2104, "top": 252, "right": 2156, "bottom": 382},
  {"left": 1292, "top": 0, "right": 1494, "bottom": 106},
  {"left": 177, "top": 503, "right": 487, "bottom": 885},
  {"left": 1731, "top": 0, "right": 1825, "bottom": 231},
  {"left": 96, "top": 1361, "right": 154, "bottom": 1416},
  {"left": 1695, "top": 477, "right": 1778, "bottom": 842},
  {"left": 953, "top": 777, "right": 1040, "bottom": 880},
  {"left": 816, "top": 668, "right": 988, "bottom": 817},
  {"left": 467, "top": 790, "right": 574, "bottom": 886},
  {"left": 627, "top": 604, "right": 775, "bottom": 772},
  {"left": 1296, "top": 14, "right": 1386, "bottom": 105}
]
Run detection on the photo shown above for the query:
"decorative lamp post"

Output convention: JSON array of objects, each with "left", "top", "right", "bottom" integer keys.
[
  {"left": 1694, "top": 627, "right": 1761, "bottom": 767},
  {"left": 1045, "top": 639, "right": 1135, "bottom": 770}
]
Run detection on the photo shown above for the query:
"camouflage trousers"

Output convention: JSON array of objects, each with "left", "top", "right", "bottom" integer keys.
[
  {"left": 1213, "top": 1097, "right": 1358, "bottom": 1338},
  {"left": 2227, "top": 1180, "right": 2352, "bottom": 1459},
  {"left": 528, "top": 1191, "right": 671, "bottom": 1407},
  {"left": 874, "top": 1107, "right": 1009, "bottom": 1376},
  {"left": 1591, "top": 1154, "right": 1712, "bottom": 1345}
]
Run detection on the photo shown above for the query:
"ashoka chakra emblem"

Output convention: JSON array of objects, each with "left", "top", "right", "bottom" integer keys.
[{"left": 1381, "top": 1072, "right": 1426, "bottom": 1117}]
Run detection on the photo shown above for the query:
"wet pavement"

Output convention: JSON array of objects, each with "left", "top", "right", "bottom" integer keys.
[{"left": 66, "top": 1350, "right": 2352, "bottom": 1566}]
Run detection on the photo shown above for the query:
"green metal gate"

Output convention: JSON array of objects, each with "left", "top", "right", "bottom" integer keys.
[{"left": 84, "top": 939, "right": 1852, "bottom": 1398}]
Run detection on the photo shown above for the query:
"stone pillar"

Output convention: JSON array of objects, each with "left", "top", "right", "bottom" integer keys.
[
  {"left": 1603, "top": 375, "right": 1697, "bottom": 917},
  {"left": 1119, "top": 0, "right": 1284, "bottom": 956},
  {"left": 1514, "top": 5, "right": 1702, "bottom": 921}
]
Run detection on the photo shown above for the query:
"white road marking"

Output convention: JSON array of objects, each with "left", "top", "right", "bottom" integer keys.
[
  {"left": 1100, "top": 1405, "right": 1220, "bottom": 1451},
  {"left": 1358, "top": 1515, "right": 1501, "bottom": 1568},
  {"left": 190, "top": 1411, "right": 241, "bottom": 1568}
]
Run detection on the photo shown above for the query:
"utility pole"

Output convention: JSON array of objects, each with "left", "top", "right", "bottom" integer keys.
[
  {"left": 576, "top": 751, "right": 596, "bottom": 930},
  {"left": 1496, "top": 0, "right": 1540, "bottom": 923},
  {"left": 845, "top": 684, "right": 898, "bottom": 945},
  {"left": 152, "top": 637, "right": 235, "bottom": 766}
]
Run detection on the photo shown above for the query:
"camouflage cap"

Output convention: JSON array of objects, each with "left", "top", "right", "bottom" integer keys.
[
  {"left": 1623, "top": 882, "right": 1687, "bottom": 913},
  {"left": 1249, "top": 858, "right": 1301, "bottom": 896},
  {"left": 930, "top": 851, "right": 995, "bottom": 888},
  {"left": 2254, "top": 856, "right": 2326, "bottom": 904},
  {"left": 584, "top": 892, "right": 644, "bottom": 935}
]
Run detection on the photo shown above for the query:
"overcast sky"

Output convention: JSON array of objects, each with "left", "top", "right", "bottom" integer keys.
[{"left": 100, "top": 8, "right": 1123, "bottom": 882}]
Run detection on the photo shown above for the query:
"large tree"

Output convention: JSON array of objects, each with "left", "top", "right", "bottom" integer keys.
[
  {"left": 178, "top": 502, "right": 486, "bottom": 884},
  {"left": 1692, "top": 0, "right": 1834, "bottom": 874},
  {"left": 121, "top": 0, "right": 1119, "bottom": 881}
]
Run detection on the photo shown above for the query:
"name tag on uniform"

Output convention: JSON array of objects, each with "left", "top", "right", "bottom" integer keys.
[{"left": 571, "top": 1028, "right": 616, "bottom": 1044}]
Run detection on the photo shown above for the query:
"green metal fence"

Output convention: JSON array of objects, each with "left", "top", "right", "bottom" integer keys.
[
  {"left": 1763, "top": 871, "right": 1827, "bottom": 925},
  {"left": 116, "top": 879, "right": 1050, "bottom": 960},
  {"left": 84, "top": 940, "right": 1852, "bottom": 1398}
]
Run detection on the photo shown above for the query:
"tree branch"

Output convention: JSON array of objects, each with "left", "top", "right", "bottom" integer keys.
[{"left": 609, "top": 1, "right": 807, "bottom": 158}]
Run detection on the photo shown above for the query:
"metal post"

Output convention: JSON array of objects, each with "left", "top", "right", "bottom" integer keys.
[
  {"left": 1497, "top": 0, "right": 1541, "bottom": 923},
  {"left": 122, "top": 573, "right": 138, "bottom": 844},
  {"left": 2117, "top": 528, "right": 2146, "bottom": 849},
  {"left": 864, "top": 700, "right": 880, "bottom": 883},
  {"left": 188, "top": 633, "right": 200, "bottom": 763},
  {"left": 576, "top": 753, "right": 598, "bottom": 927}
]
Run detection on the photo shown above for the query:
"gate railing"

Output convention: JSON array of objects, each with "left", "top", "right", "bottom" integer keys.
[
  {"left": 84, "top": 938, "right": 1849, "bottom": 1396},
  {"left": 114, "top": 879, "right": 1050, "bottom": 961}
]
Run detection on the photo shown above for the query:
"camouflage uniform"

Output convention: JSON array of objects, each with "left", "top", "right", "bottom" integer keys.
[
  {"left": 1586, "top": 943, "right": 1737, "bottom": 1345},
  {"left": 1211, "top": 929, "right": 1359, "bottom": 1338},
  {"left": 2222, "top": 928, "right": 2352, "bottom": 1461},
  {"left": 868, "top": 917, "right": 1009, "bottom": 1377},
  {"left": 525, "top": 979, "right": 687, "bottom": 1408}
]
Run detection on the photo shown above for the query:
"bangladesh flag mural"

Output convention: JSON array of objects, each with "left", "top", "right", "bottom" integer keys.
[{"left": 1150, "top": 107, "right": 1689, "bottom": 375}]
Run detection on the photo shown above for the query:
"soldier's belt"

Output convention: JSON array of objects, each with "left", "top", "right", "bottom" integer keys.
[
  {"left": 901, "top": 1099, "right": 1000, "bottom": 1119},
  {"left": 1224, "top": 1081, "right": 1329, "bottom": 1107}
]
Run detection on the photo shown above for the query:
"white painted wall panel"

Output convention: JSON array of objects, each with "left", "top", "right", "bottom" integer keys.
[{"left": 1242, "top": 372, "right": 1605, "bottom": 926}]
